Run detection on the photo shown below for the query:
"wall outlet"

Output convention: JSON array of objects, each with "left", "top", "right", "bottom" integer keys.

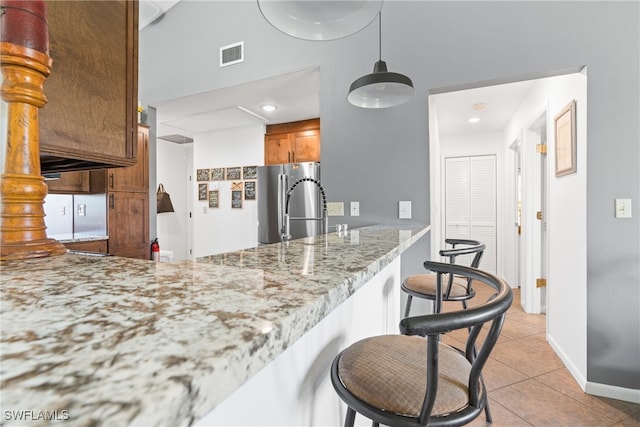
[
  {"left": 350, "top": 201, "right": 359, "bottom": 216},
  {"left": 399, "top": 201, "right": 412, "bottom": 219},
  {"left": 327, "top": 202, "right": 344, "bottom": 216}
]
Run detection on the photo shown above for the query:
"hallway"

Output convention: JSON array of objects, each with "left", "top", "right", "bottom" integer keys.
[{"left": 441, "top": 286, "right": 640, "bottom": 426}]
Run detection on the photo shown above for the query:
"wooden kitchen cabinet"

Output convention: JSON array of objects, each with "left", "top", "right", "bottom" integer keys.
[
  {"left": 46, "top": 171, "right": 90, "bottom": 194},
  {"left": 90, "top": 126, "right": 149, "bottom": 193},
  {"left": 63, "top": 239, "right": 108, "bottom": 254},
  {"left": 39, "top": 0, "right": 138, "bottom": 173},
  {"left": 265, "top": 118, "right": 320, "bottom": 165},
  {"left": 107, "top": 192, "right": 149, "bottom": 259}
]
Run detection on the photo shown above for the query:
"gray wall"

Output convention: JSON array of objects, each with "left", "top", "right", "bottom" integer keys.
[{"left": 139, "top": 1, "right": 639, "bottom": 390}]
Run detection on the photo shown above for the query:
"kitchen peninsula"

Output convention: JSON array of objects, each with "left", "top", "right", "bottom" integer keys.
[{"left": 1, "top": 224, "right": 429, "bottom": 426}]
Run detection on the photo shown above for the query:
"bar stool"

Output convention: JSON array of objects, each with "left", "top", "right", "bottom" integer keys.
[{"left": 402, "top": 239, "right": 485, "bottom": 316}]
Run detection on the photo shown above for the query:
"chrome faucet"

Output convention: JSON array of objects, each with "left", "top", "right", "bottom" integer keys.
[{"left": 281, "top": 177, "right": 328, "bottom": 241}]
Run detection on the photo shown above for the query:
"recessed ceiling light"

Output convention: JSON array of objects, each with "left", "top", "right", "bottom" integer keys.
[
  {"left": 468, "top": 117, "right": 481, "bottom": 123},
  {"left": 261, "top": 104, "right": 278, "bottom": 112}
]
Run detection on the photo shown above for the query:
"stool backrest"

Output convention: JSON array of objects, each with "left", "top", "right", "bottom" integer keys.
[{"left": 439, "top": 238, "right": 486, "bottom": 299}]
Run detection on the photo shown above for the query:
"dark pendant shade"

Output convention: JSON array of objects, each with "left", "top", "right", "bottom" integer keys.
[{"left": 348, "top": 60, "right": 414, "bottom": 108}]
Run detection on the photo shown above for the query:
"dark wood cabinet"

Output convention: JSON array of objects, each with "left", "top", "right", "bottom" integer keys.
[
  {"left": 64, "top": 239, "right": 108, "bottom": 254},
  {"left": 46, "top": 171, "right": 90, "bottom": 194},
  {"left": 265, "top": 118, "right": 320, "bottom": 165},
  {"left": 104, "top": 125, "right": 149, "bottom": 260},
  {"left": 107, "top": 192, "right": 149, "bottom": 259},
  {"left": 39, "top": 0, "right": 138, "bottom": 173}
]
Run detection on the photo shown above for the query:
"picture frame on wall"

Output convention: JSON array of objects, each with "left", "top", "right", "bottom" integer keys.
[
  {"left": 243, "top": 166, "right": 257, "bottom": 180},
  {"left": 555, "top": 100, "right": 577, "bottom": 177},
  {"left": 208, "top": 190, "right": 219, "bottom": 208},
  {"left": 198, "top": 183, "right": 208, "bottom": 201},
  {"left": 231, "top": 190, "right": 242, "bottom": 208},
  {"left": 231, "top": 181, "right": 243, "bottom": 191},
  {"left": 244, "top": 181, "right": 256, "bottom": 200},
  {"left": 211, "top": 168, "right": 225, "bottom": 181},
  {"left": 226, "top": 167, "right": 241, "bottom": 180},
  {"left": 196, "top": 169, "right": 210, "bottom": 181}
]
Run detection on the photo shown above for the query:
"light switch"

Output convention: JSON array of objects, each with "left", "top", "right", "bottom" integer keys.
[
  {"left": 350, "top": 201, "right": 359, "bottom": 216},
  {"left": 399, "top": 201, "right": 412, "bottom": 219},
  {"left": 615, "top": 199, "right": 632, "bottom": 218}
]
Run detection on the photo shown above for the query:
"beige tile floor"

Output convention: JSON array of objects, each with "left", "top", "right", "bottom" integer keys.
[{"left": 440, "top": 285, "right": 640, "bottom": 427}]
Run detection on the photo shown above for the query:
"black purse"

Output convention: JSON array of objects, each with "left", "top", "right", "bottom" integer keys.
[{"left": 157, "top": 183, "right": 175, "bottom": 213}]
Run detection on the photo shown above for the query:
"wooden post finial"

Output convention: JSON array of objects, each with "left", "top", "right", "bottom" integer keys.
[{"left": 1, "top": 0, "right": 66, "bottom": 260}]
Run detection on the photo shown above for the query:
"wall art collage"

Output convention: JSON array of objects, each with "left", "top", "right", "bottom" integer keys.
[{"left": 196, "top": 166, "right": 257, "bottom": 209}]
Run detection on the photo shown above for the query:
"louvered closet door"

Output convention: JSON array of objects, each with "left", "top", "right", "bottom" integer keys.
[{"left": 444, "top": 155, "right": 496, "bottom": 273}]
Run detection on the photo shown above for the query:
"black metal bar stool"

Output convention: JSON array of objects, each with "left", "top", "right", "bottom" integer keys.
[
  {"left": 331, "top": 261, "right": 512, "bottom": 427},
  {"left": 402, "top": 239, "right": 486, "bottom": 317}
]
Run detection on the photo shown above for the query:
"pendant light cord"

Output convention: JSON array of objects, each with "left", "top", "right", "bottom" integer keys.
[{"left": 378, "top": 11, "right": 382, "bottom": 61}]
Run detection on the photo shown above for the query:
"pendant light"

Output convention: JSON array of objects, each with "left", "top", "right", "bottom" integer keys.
[
  {"left": 348, "top": 12, "right": 414, "bottom": 108},
  {"left": 257, "top": 1, "right": 383, "bottom": 41}
]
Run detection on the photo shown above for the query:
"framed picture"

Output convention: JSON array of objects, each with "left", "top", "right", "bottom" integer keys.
[
  {"left": 208, "top": 190, "right": 219, "bottom": 208},
  {"left": 243, "top": 165, "right": 257, "bottom": 180},
  {"left": 231, "top": 181, "right": 243, "bottom": 191},
  {"left": 226, "top": 166, "right": 241, "bottom": 180},
  {"left": 231, "top": 190, "right": 243, "bottom": 209},
  {"left": 196, "top": 169, "right": 210, "bottom": 181},
  {"left": 211, "top": 168, "right": 225, "bottom": 181},
  {"left": 554, "top": 100, "right": 577, "bottom": 177},
  {"left": 198, "top": 183, "right": 208, "bottom": 201},
  {"left": 244, "top": 181, "right": 256, "bottom": 200}
]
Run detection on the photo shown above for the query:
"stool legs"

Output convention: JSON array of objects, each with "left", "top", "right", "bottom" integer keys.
[
  {"left": 344, "top": 407, "right": 356, "bottom": 427},
  {"left": 404, "top": 295, "right": 413, "bottom": 317}
]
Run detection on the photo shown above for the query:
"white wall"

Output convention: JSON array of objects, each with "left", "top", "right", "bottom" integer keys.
[
  {"left": 504, "top": 72, "right": 588, "bottom": 389},
  {"left": 192, "top": 124, "right": 265, "bottom": 257},
  {"left": 156, "top": 138, "right": 192, "bottom": 262}
]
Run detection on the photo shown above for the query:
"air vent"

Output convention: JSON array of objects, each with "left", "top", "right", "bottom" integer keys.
[{"left": 220, "top": 41, "right": 244, "bottom": 67}]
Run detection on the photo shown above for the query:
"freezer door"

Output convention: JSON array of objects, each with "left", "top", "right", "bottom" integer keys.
[{"left": 257, "top": 165, "right": 283, "bottom": 244}]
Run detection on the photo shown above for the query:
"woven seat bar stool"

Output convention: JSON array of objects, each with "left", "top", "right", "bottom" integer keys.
[
  {"left": 331, "top": 261, "right": 512, "bottom": 427},
  {"left": 402, "top": 239, "right": 486, "bottom": 317}
]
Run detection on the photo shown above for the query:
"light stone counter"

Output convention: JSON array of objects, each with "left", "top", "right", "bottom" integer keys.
[{"left": 0, "top": 224, "right": 429, "bottom": 426}]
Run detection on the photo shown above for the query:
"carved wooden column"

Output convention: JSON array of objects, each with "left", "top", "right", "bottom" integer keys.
[{"left": 1, "top": 0, "right": 66, "bottom": 260}]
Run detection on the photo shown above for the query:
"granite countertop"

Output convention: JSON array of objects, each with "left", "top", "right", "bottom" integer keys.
[
  {"left": 0, "top": 224, "right": 429, "bottom": 426},
  {"left": 54, "top": 235, "right": 109, "bottom": 244}
]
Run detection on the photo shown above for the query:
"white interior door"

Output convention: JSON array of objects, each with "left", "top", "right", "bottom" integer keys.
[{"left": 444, "top": 155, "right": 497, "bottom": 273}]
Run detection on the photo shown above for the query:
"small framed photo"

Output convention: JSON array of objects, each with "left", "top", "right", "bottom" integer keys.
[
  {"left": 555, "top": 100, "right": 577, "bottom": 177},
  {"left": 208, "top": 190, "right": 219, "bottom": 208},
  {"left": 198, "top": 183, "right": 208, "bottom": 201},
  {"left": 231, "top": 181, "right": 243, "bottom": 191},
  {"left": 211, "top": 168, "right": 225, "bottom": 181},
  {"left": 243, "top": 166, "right": 257, "bottom": 180},
  {"left": 244, "top": 181, "right": 256, "bottom": 200},
  {"left": 231, "top": 190, "right": 243, "bottom": 208},
  {"left": 226, "top": 167, "right": 241, "bottom": 180},
  {"left": 196, "top": 169, "right": 210, "bottom": 181}
]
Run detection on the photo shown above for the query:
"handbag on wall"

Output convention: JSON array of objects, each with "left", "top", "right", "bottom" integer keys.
[{"left": 157, "top": 183, "right": 175, "bottom": 213}]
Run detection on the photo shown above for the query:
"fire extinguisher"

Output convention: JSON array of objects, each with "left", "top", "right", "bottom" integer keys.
[{"left": 151, "top": 238, "right": 160, "bottom": 262}]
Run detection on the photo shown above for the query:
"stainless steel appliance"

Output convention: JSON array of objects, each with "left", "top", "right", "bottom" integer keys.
[{"left": 257, "top": 162, "right": 327, "bottom": 244}]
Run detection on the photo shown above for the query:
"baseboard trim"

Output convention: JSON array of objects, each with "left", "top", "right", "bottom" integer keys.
[
  {"left": 585, "top": 382, "right": 640, "bottom": 404},
  {"left": 546, "top": 334, "right": 640, "bottom": 403},
  {"left": 546, "top": 333, "right": 587, "bottom": 390}
]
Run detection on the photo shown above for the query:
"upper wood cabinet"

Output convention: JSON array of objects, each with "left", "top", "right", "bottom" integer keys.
[
  {"left": 91, "top": 126, "right": 149, "bottom": 193},
  {"left": 265, "top": 118, "right": 320, "bottom": 165},
  {"left": 39, "top": 0, "right": 138, "bottom": 173},
  {"left": 45, "top": 171, "right": 90, "bottom": 194}
]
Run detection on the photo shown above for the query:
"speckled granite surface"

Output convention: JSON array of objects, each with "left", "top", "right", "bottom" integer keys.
[{"left": 0, "top": 224, "right": 429, "bottom": 426}]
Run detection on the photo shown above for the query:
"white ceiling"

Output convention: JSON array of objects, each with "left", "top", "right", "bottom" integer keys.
[{"left": 141, "top": 0, "right": 537, "bottom": 140}]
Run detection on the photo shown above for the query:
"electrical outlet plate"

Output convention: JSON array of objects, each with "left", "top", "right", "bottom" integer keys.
[
  {"left": 399, "top": 201, "right": 412, "bottom": 219},
  {"left": 327, "top": 202, "right": 344, "bottom": 216},
  {"left": 350, "top": 201, "right": 359, "bottom": 216}
]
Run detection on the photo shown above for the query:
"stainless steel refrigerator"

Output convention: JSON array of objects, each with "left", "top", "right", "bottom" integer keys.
[{"left": 257, "top": 162, "right": 327, "bottom": 244}]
